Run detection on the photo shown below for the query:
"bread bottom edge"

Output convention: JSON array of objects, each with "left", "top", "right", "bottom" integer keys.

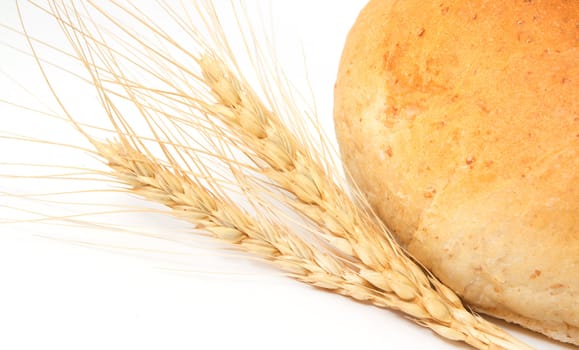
[{"left": 473, "top": 306, "right": 578, "bottom": 346}]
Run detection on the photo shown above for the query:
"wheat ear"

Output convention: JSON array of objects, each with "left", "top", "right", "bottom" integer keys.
[
  {"left": 182, "top": 55, "right": 530, "bottom": 350},
  {"left": 93, "top": 136, "right": 529, "bottom": 350}
]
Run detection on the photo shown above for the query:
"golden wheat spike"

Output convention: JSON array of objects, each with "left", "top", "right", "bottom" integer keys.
[{"left": 8, "top": 1, "right": 535, "bottom": 348}]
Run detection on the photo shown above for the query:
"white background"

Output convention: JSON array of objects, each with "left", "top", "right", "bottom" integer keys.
[{"left": 0, "top": 1, "right": 573, "bottom": 349}]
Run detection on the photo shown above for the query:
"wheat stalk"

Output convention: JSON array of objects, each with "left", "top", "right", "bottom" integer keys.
[{"left": 18, "top": 1, "right": 533, "bottom": 348}]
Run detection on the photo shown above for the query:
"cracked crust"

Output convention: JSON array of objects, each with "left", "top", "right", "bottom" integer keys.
[{"left": 334, "top": 0, "right": 579, "bottom": 344}]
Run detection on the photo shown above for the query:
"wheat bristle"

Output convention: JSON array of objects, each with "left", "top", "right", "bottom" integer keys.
[{"left": 25, "top": 1, "right": 535, "bottom": 348}]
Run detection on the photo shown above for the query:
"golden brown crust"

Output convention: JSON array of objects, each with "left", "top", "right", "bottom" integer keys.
[{"left": 334, "top": 0, "right": 579, "bottom": 344}]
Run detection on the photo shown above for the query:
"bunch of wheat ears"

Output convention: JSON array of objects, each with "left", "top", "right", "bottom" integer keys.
[{"left": 2, "top": 1, "right": 537, "bottom": 349}]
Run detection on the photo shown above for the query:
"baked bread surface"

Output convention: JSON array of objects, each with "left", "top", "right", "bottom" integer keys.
[{"left": 334, "top": 0, "right": 578, "bottom": 344}]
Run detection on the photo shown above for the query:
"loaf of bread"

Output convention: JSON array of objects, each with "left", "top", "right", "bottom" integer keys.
[{"left": 334, "top": 0, "right": 578, "bottom": 344}]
